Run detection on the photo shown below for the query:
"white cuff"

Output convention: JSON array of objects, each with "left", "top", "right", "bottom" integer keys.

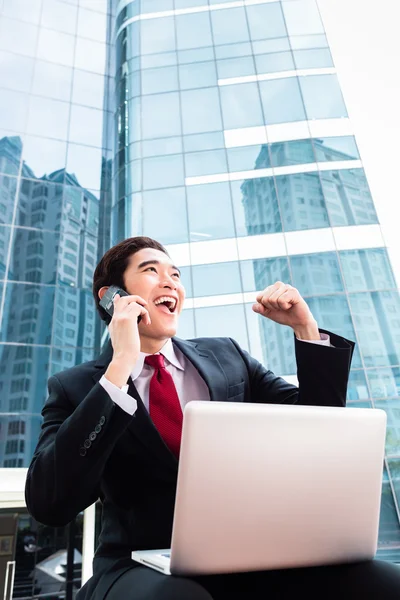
[
  {"left": 100, "top": 374, "right": 137, "bottom": 416},
  {"left": 297, "top": 333, "right": 332, "bottom": 347}
]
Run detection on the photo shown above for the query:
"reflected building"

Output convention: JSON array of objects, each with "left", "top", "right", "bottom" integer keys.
[{"left": 0, "top": 136, "right": 99, "bottom": 467}]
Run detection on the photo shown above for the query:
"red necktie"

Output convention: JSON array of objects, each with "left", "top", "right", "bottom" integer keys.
[{"left": 145, "top": 354, "right": 183, "bottom": 458}]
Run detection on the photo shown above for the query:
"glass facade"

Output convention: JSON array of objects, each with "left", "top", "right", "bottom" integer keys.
[{"left": 0, "top": 0, "right": 399, "bottom": 574}]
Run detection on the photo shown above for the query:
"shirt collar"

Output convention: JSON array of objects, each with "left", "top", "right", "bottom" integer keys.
[{"left": 130, "top": 338, "right": 184, "bottom": 381}]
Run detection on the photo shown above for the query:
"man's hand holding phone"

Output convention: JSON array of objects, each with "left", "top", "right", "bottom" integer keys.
[{"left": 105, "top": 294, "right": 150, "bottom": 389}]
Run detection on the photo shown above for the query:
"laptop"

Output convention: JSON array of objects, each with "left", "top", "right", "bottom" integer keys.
[{"left": 132, "top": 401, "right": 386, "bottom": 576}]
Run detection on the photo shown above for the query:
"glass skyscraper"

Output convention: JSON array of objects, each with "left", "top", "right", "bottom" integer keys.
[{"left": 0, "top": 0, "right": 399, "bottom": 590}]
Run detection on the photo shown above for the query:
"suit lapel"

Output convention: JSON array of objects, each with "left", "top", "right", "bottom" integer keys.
[
  {"left": 91, "top": 337, "right": 229, "bottom": 469},
  {"left": 172, "top": 337, "right": 228, "bottom": 402}
]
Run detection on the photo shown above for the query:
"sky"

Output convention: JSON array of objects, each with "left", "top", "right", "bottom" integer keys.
[{"left": 318, "top": 0, "right": 400, "bottom": 286}]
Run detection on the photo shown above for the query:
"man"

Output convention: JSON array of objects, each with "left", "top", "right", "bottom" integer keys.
[{"left": 25, "top": 237, "right": 400, "bottom": 599}]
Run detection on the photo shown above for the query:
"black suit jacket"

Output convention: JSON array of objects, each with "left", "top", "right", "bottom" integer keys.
[{"left": 25, "top": 331, "right": 354, "bottom": 600}]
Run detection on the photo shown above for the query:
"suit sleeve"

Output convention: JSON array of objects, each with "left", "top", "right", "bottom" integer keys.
[
  {"left": 230, "top": 329, "right": 355, "bottom": 408},
  {"left": 25, "top": 375, "right": 134, "bottom": 527}
]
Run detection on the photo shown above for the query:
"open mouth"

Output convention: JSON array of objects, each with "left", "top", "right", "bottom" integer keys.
[{"left": 154, "top": 296, "right": 177, "bottom": 314}]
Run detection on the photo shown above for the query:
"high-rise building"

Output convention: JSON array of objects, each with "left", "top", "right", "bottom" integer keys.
[{"left": 0, "top": 1, "right": 399, "bottom": 596}]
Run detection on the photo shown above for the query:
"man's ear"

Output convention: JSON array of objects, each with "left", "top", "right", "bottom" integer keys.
[{"left": 98, "top": 286, "right": 109, "bottom": 300}]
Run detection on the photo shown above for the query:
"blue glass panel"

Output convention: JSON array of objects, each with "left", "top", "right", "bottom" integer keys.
[
  {"left": 187, "top": 182, "right": 236, "bottom": 241},
  {"left": 290, "top": 252, "right": 344, "bottom": 297},
  {"left": 231, "top": 177, "right": 282, "bottom": 237},
  {"left": 37, "top": 28, "right": 75, "bottom": 68},
  {"left": 0, "top": 174, "right": 18, "bottom": 225},
  {"left": 0, "top": 227, "right": 12, "bottom": 278},
  {"left": 177, "top": 308, "right": 196, "bottom": 339},
  {"left": 178, "top": 47, "right": 215, "bottom": 65},
  {"left": 52, "top": 287, "right": 97, "bottom": 348},
  {"left": 211, "top": 7, "right": 250, "bottom": 46},
  {"left": 142, "top": 187, "right": 188, "bottom": 244},
  {"left": 183, "top": 132, "right": 225, "bottom": 152},
  {"left": 367, "top": 367, "right": 400, "bottom": 399},
  {"left": 32, "top": 60, "right": 72, "bottom": 101},
  {"left": 300, "top": 75, "right": 347, "bottom": 120},
  {"left": 0, "top": 51, "right": 34, "bottom": 93},
  {"left": 374, "top": 401, "right": 400, "bottom": 456},
  {"left": 275, "top": 172, "right": 329, "bottom": 231},
  {"left": 214, "top": 42, "right": 252, "bottom": 60},
  {"left": 69, "top": 105, "right": 103, "bottom": 148},
  {"left": 8, "top": 227, "right": 59, "bottom": 285},
  {"left": 270, "top": 139, "right": 315, "bottom": 168},
  {"left": 246, "top": 303, "right": 296, "bottom": 375},
  {"left": 3, "top": 0, "right": 42, "bottom": 24},
  {"left": 192, "top": 262, "right": 241, "bottom": 297},
  {"left": 142, "top": 154, "right": 185, "bottom": 190},
  {"left": 313, "top": 136, "right": 359, "bottom": 162},
  {"left": 41, "top": 0, "right": 78, "bottom": 34},
  {"left": 178, "top": 265, "right": 193, "bottom": 298},
  {"left": 185, "top": 149, "right": 227, "bottom": 178},
  {"left": 349, "top": 291, "right": 400, "bottom": 367},
  {"left": 340, "top": 248, "right": 396, "bottom": 292},
  {"left": 306, "top": 295, "right": 361, "bottom": 368},
  {"left": 0, "top": 135, "right": 22, "bottom": 176},
  {"left": 142, "top": 136, "right": 182, "bottom": 158},
  {"left": 259, "top": 78, "right": 306, "bottom": 125},
  {"left": 195, "top": 304, "right": 249, "bottom": 351},
  {"left": 141, "top": 92, "right": 181, "bottom": 139},
  {"left": 290, "top": 34, "right": 328, "bottom": 50},
  {"left": 0, "top": 89, "right": 29, "bottom": 132},
  {"left": 321, "top": 169, "right": 378, "bottom": 227},
  {"left": 241, "top": 257, "right": 291, "bottom": 292},
  {"left": 346, "top": 370, "right": 369, "bottom": 401},
  {"left": 388, "top": 460, "right": 400, "bottom": 521},
  {"left": 0, "top": 414, "right": 44, "bottom": 467},
  {"left": 66, "top": 143, "right": 103, "bottom": 190},
  {"left": 141, "top": 0, "right": 173, "bottom": 12},
  {"left": 294, "top": 48, "right": 333, "bottom": 69},
  {"left": 253, "top": 38, "right": 291, "bottom": 54},
  {"left": 217, "top": 57, "right": 255, "bottom": 79},
  {"left": 255, "top": 51, "right": 295, "bottom": 75},
  {"left": 15, "top": 178, "right": 63, "bottom": 229},
  {"left": 246, "top": 3, "right": 287, "bottom": 39},
  {"left": 141, "top": 65, "right": 179, "bottom": 94},
  {"left": 376, "top": 481, "right": 400, "bottom": 557},
  {"left": 181, "top": 88, "right": 222, "bottom": 134},
  {"left": 0, "top": 282, "right": 56, "bottom": 344},
  {"left": 282, "top": 0, "right": 325, "bottom": 36},
  {"left": 179, "top": 61, "right": 218, "bottom": 90},
  {"left": 0, "top": 17, "right": 38, "bottom": 58},
  {"left": 227, "top": 145, "right": 270, "bottom": 172},
  {"left": 140, "top": 16, "right": 176, "bottom": 54},
  {"left": 0, "top": 342, "right": 47, "bottom": 411},
  {"left": 141, "top": 51, "right": 178, "bottom": 69},
  {"left": 176, "top": 12, "right": 213, "bottom": 49},
  {"left": 220, "top": 83, "right": 263, "bottom": 129}
]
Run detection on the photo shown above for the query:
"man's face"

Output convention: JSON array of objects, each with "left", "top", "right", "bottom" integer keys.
[{"left": 122, "top": 247, "right": 185, "bottom": 340}]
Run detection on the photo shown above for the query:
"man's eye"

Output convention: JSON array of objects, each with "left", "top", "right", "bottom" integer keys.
[
  {"left": 145, "top": 267, "right": 157, "bottom": 272},
  {"left": 172, "top": 273, "right": 180, "bottom": 278}
]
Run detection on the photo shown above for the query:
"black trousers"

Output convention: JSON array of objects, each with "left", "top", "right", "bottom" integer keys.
[{"left": 105, "top": 560, "right": 400, "bottom": 600}]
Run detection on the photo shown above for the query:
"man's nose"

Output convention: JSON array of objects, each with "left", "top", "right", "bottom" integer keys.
[{"left": 160, "top": 276, "right": 177, "bottom": 290}]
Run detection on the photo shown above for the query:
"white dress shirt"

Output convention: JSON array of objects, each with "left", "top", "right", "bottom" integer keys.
[{"left": 100, "top": 334, "right": 331, "bottom": 416}]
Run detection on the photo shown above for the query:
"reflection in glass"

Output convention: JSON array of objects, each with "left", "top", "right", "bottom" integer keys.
[
  {"left": 0, "top": 173, "right": 18, "bottom": 225},
  {"left": 181, "top": 88, "right": 222, "bottom": 135},
  {"left": 246, "top": 2, "right": 287, "bottom": 40},
  {"left": 313, "top": 136, "right": 359, "bottom": 163},
  {"left": 187, "top": 182, "right": 236, "bottom": 241},
  {"left": 377, "top": 480, "right": 400, "bottom": 558},
  {"left": 233, "top": 175, "right": 282, "bottom": 237},
  {"left": 270, "top": 139, "right": 315, "bottom": 168},
  {"left": 306, "top": 295, "right": 362, "bottom": 367},
  {"left": 142, "top": 154, "right": 185, "bottom": 190},
  {"left": 346, "top": 369, "right": 369, "bottom": 401},
  {"left": 142, "top": 187, "right": 188, "bottom": 245},
  {"left": 255, "top": 51, "right": 295, "bottom": 75},
  {"left": 276, "top": 172, "right": 329, "bottom": 232},
  {"left": 22, "top": 135, "right": 67, "bottom": 180},
  {"left": 0, "top": 135, "right": 23, "bottom": 176},
  {"left": 0, "top": 227, "right": 12, "bottom": 278},
  {"left": 290, "top": 252, "right": 344, "bottom": 297},
  {"left": 51, "top": 288, "right": 97, "bottom": 349},
  {"left": 374, "top": 401, "right": 400, "bottom": 457},
  {"left": 259, "top": 78, "right": 306, "bottom": 125},
  {"left": 8, "top": 227, "right": 59, "bottom": 285},
  {"left": 340, "top": 248, "right": 396, "bottom": 292},
  {"left": 320, "top": 169, "right": 378, "bottom": 227},
  {"left": 367, "top": 368, "right": 400, "bottom": 399},
  {"left": 211, "top": 7, "right": 249, "bottom": 46},
  {"left": 220, "top": 83, "right": 263, "bottom": 130},
  {"left": 294, "top": 48, "right": 333, "bottom": 69},
  {"left": 15, "top": 178, "right": 64, "bottom": 230},
  {"left": 300, "top": 75, "right": 347, "bottom": 120},
  {"left": 0, "top": 283, "right": 56, "bottom": 345},
  {"left": 241, "top": 257, "right": 290, "bottom": 292},
  {"left": 185, "top": 149, "right": 227, "bottom": 178},
  {"left": 227, "top": 145, "right": 270, "bottom": 173},
  {"left": 192, "top": 262, "right": 241, "bottom": 297},
  {"left": 349, "top": 291, "right": 400, "bottom": 367},
  {"left": 195, "top": 304, "right": 249, "bottom": 351}
]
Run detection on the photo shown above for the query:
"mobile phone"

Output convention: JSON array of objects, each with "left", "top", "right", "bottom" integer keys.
[{"left": 99, "top": 285, "right": 142, "bottom": 323}]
